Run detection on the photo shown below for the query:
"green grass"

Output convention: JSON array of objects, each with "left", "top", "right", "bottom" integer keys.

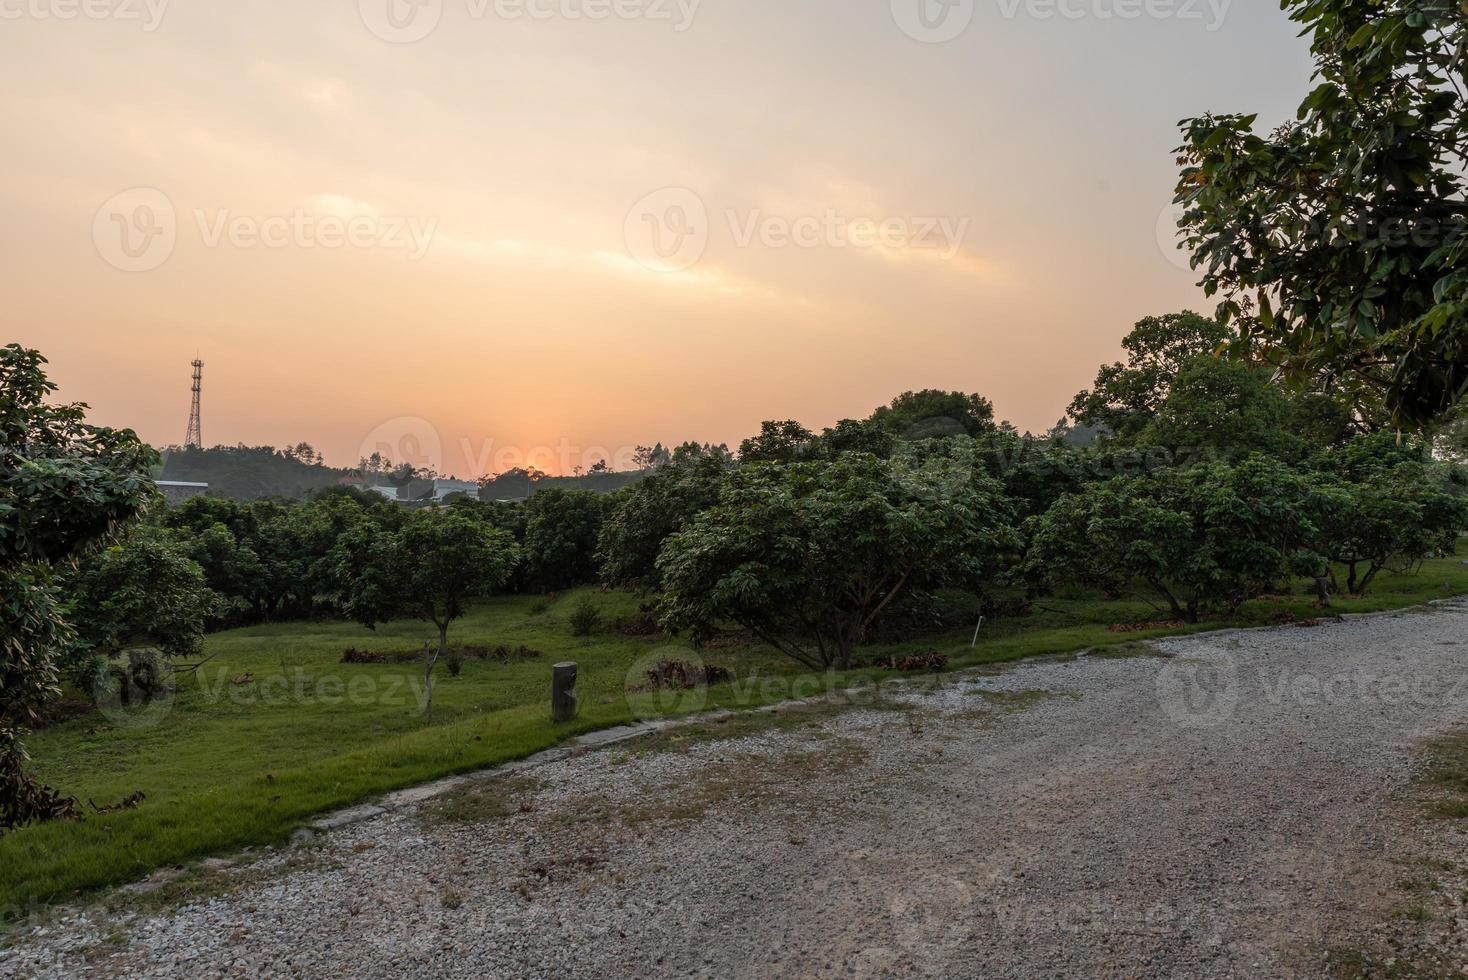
[
  {"left": 4, "top": 558, "right": 1467, "bottom": 919},
  {"left": 1423, "top": 730, "right": 1468, "bottom": 820}
]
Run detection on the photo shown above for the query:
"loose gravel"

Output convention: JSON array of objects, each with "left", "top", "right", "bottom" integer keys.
[{"left": 5, "top": 602, "right": 1467, "bottom": 979}]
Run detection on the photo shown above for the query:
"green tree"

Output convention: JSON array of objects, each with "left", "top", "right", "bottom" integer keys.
[
  {"left": 1310, "top": 463, "right": 1468, "bottom": 595},
  {"left": 597, "top": 443, "right": 731, "bottom": 590},
  {"left": 869, "top": 389, "right": 997, "bottom": 440},
  {"left": 1068, "top": 312, "right": 1235, "bottom": 442},
  {"left": 521, "top": 488, "right": 605, "bottom": 591},
  {"left": 658, "top": 452, "right": 1019, "bottom": 669},
  {"left": 1314, "top": 429, "right": 1434, "bottom": 480},
  {"left": 0, "top": 345, "right": 156, "bottom": 827},
  {"left": 1025, "top": 457, "right": 1317, "bottom": 622},
  {"left": 972, "top": 431, "right": 1093, "bottom": 522},
  {"left": 336, "top": 508, "right": 520, "bottom": 720},
  {"left": 61, "top": 529, "right": 216, "bottom": 697},
  {"left": 1174, "top": 0, "right": 1468, "bottom": 428},
  {"left": 816, "top": 418, "right": 897, "bottom": 458},
  {"left": 738, "top": 420, "right": 816, "bottom": 463},
  {"left": 1138, "top": 357, "right": 1303, "bottom": 460}
]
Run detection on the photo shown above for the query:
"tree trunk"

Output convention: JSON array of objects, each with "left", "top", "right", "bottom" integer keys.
[
  {"left": 425, "top": 624, "right": 447, "bottom": 723},
  {"left": 1358, "top": 563, "right": 1383, "bottom": 597}
]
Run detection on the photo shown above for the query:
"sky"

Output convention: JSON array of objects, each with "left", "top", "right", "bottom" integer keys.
[{"left": 3, "top": 0, "right": 1316, "bottom": 478}]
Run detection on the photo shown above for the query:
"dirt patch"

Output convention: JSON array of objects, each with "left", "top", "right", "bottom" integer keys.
[{"left": 416, "top": 776, "right": 544, "bottom": 827}]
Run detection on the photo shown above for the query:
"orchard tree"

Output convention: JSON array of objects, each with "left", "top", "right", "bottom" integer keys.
[
  {"left": 817, "top": 417, "right": 897, "bottom": 458},
  {"left": 1314, "top": 429, "right": 1435, "bottom": 480},
  {"left": 0, "top": 345, "right": 157, "bottom": 827},
  {"left": 1025, "top": 457, "right": 1317, "bottom": 622},
  {"left": 738, "top": 420, "right": 816, "bottom": 463},
  {"left": 1175, "top": 0, "right": 1468, "bottom": 428},
  {"left": 521, "top": 488, "right": 605, "bottom": 591},
  {"left": 337, "top": 508, "right": 520, "bottom": 720},
  {"left": 597, "top": 443, "right": 732, "bottom": 590},
  {"left": 1138, "top": 357, "right": 1303, "bottom": 460},
  {"left": 657, "top": 451, "right": 1020, "bottom": 670},
  {"left": 972, "top": 430, "right": 1092, "bottom": 522},
  {"left": 61, "top": 529, "right": 216, "bottom": 699},
  {"left": 869, "top": 389, "right": 997, "bottom": 440},
  {"left": 1311, "top": 464, "right": 1468, "bottom": 595}
]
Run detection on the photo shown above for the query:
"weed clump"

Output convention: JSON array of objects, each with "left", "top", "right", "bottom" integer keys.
[{"left": 568, "top": 597, "right": 601, "bottom": 637}]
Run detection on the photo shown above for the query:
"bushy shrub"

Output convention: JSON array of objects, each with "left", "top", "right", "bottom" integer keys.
[{"left": 568, "top": 596, "right": 601, "bottom": 637}]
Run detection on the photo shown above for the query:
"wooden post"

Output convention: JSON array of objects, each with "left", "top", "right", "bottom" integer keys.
[{"left": 552, "top": 662, "right": 578, "bottom": 723}]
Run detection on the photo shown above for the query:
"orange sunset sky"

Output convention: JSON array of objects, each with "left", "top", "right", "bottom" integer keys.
[{"left": 5, "top": 0, "right": 1313, "bottom": 478}]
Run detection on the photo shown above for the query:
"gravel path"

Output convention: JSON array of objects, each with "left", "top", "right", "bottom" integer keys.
[{"left": 5, "top": 602, "right": 1468, "bottom": 979}]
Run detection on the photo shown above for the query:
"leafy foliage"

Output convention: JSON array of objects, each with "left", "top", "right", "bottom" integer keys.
[
  {"left": 1069, "top": 312, "right": 1236, "bottom": 442},
  {"left": 597, "top": 443, "right": 733, "bottom": 590},
  {"left": 1138, "top": 357, "right": 1303, "bottom": 460},
  {"left": 0, "top": 345, "right": 156, "bottom": 828},
  {"left": 738, "top": 420, "right": 817, "bottom": 463},
  {"left": 1309, "top": 461, "right": 1467, "bottom": 594},
  {"left": 869, "top": 389, "right": 998, "bottom": 439},
  {"left": 1025, "top": 456, "right": 1319, "bottom": 621},
  {"left": 567, "top": 595, "right": 601, "bottom": 636},
  {"left": 335, "top": 507, "right": 521, "bottom": 651},
  {"left": 163, "top": 491, "right": 407, "bottom": 624},
  {"left": 521, "top": 489, "right": 606, "bottom": 591},
  {"left": 1174, "top": 0, "right": 1468, "bottom": 427},
  {"left": 658, "top": 449, "right": 1020, "bottom": 669},
  {"left": 60, "top": 528, "right": 216, "bottom": 690}
]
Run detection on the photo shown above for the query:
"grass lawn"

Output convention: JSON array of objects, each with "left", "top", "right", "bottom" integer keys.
[{"left": 4, "top": 558, "right": 1467, "bottom": 919}]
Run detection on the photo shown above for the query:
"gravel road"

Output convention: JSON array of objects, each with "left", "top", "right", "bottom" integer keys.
[{"left": 5, "top": 602, "right": 1468, "bottom": 979}]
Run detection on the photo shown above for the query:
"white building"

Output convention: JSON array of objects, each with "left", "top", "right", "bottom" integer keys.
[
  {"left": 430, "top": 479, "right": 479, "bottom": 502},
  {"left": 157, "top": 480, "right": 209, "bottom": 504}
]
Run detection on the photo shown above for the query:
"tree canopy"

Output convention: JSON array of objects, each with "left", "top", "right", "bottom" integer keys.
[
  {"left": 1069, "top": 312, "right": 1235, "bottom": 442},
  {"left": 658, "top": 448, "right": 1019, "bottom": 669},
  {"left": 1026, "top": 456, "right": 1318, "bottom": 622},
  {"left": 0, "top": 345, "right": 158, "bottom": 827},
  {"left": 1175, "top": 0, "right": 1468, "bottom": 428}
]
